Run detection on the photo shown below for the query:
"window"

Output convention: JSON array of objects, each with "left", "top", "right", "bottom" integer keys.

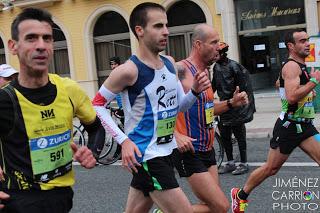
[
  {"left": 167, "top": 33, "right": 192, "bottom": 62},
  {"left": 93, "top": 11, "right": 131, "bottom": 86},
  {"left": 166, "top": 0, "right": 206, "bottom": 61},
  {"left": 49, "top": 24, "right": 70, "bottom": 77}
]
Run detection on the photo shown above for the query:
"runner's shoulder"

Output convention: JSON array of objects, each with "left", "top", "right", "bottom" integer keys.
[
  {"left": 116, "top": 60, "right": 138, "bottom": 80},
  {"left": 282, "top": 61, "right": 301, "bottom": 75}
]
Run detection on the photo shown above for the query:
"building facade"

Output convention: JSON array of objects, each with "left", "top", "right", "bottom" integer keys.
[
  {"left": 0, "top": 0, "right": 319, "bottom": 95},
  {"left": 219, "top": 0, "right": 319, "bottom": 89}
]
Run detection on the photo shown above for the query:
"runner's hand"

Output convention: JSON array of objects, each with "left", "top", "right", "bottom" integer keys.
[
  {"left": 71, "top": 143, "right": 96, "bottom": 169},
  {"left": 309, "top": 67, "right": 320, "bottom": 82},
  {"left": 0, "top": 191, "right": 9, "bottom": 209},
  {"left": 0, "top": 166, "right": 5, "bottom": 182},
  {"left": 175, "top": 131, "right": 195, "bottom": 153},
  {"left": 232, "top": 86, "right": 248, "bottom": 107},
  {"left": 192, "top": 70, "right": 211, "bottom": 93},
  {"left": 121, "top": 139, "right": 141, "bottom": 173}
]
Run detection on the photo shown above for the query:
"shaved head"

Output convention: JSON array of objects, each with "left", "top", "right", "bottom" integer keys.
[
  {"left": 191, "top": 24, "right": 217, "bottom": 43},
  {"left": 189, "top": 23, "right": 220, "bottom": 66}
]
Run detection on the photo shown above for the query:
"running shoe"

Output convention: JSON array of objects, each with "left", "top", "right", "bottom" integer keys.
[
  {"left": 231, "top": 188, "right": 248, "bottom": 213},
  {"left": 232, "top": 163, "right": 249, "bottom": 175},
  {"left": 218, "top": 163, "right": 236, "bottom": 174}
]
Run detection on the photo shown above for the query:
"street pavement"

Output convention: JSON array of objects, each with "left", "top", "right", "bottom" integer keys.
[
  {"left": 71, "top": 137, "right": 319, "bottom": 213},
  {"left": 70, "top": 90, "right": 320, "bottom": 212}
]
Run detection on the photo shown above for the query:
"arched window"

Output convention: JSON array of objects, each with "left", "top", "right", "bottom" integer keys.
[
  {"left": 166, "top": 0, "right": 206, "bottom": 61},
  {"left": 49, "top": 23, "right": 70, "bottom": 77},
  {"left": 0, "top": 38, "right": 5, "bottom": 64},
  {"left": 93, "top": 11, "right": 131, "bottom": 86}
]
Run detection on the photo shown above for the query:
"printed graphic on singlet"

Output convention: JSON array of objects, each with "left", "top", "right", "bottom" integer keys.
[
  {"left": 157, "top": 107, "right": 178, "bottom": 144},
  {"left": 205, "top": 102, "right": 214, "bottom": 128},
  {"left": 29, "top": 130, "right": 73, "bottom": 182},
  {"left": 156, "top": 84, "right": 178, "bottom": 144},
  {"left": 296, "top": 93, "right": 315, "bottom": 118}
]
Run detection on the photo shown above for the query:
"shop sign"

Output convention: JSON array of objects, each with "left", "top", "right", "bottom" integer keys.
[{"left": 235, "top": 0, "right": 305, "bottom": 31}]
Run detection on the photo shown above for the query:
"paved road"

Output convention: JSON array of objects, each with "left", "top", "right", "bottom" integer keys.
[{"left": 71, "top": 138, "right": 319, "bottom": 213}]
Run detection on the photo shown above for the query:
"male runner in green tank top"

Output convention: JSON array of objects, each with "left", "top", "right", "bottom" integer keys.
[{"left": 231, "top": 29, "right": 320, "bottom": 213}]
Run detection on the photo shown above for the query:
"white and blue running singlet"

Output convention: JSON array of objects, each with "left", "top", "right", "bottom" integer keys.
[{"left": 122, "top": 55, "right": 178, "bottom": 162}]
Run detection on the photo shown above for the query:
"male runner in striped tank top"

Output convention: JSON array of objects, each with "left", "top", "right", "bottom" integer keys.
[{"left": 172, "top": 24, "right": 248, "bottom": 213}]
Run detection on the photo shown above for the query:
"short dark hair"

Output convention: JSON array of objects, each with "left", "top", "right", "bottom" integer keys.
[
  {"left": 11, "top": 8, "right": 54, "bottom": 41},
  {"left": 129, "top": 2, "right": 165, "bottom": 39},
  {"left": 110, "top": 56, "right": 120, "bottom": 65},
  {"left": 284, "top": 29, "right": 305, "bottom": 49}
]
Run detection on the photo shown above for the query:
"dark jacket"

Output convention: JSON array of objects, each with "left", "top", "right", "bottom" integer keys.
[{"left": 212, "top": 58, "right": 256, "bottom": 126}]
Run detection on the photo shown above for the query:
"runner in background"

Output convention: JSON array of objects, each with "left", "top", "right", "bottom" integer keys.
[{"left": 231, "top": 29, "right": 320, "bottom": 213}]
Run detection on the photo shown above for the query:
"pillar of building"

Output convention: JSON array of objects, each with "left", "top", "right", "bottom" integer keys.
[
  {"left": 218, "top": 0, "right": 239, "bottom": 61},
  {"left": 305, "top": 0, "right": 319, "bottom": 36}
]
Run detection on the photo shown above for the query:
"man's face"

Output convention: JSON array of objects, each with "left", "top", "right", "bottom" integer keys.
[
  {"left": 291, "top": 31, "right": 310, "bottom": 58},
  {"left": 199, "top": 29, "right": 220, "bottom": 66},
  {"left": 110, "top": 62, "right": 119, "bottom": 70},
  {"left": 0, "top": 77, "right": 9, "bottom": 88},
  {"left": 10, "top": 20, "right": 53, "bottom": 76},
  {"left": 140, "top": 9, "right": 169, "bottom": 53}
]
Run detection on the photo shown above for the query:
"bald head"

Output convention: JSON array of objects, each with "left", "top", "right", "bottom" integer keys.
[
  {"left": 191, "top": 24, "right": 217, "bottom": 44},
  {"left": 189, "top": 23, "right": 220, "bottom": 66}
]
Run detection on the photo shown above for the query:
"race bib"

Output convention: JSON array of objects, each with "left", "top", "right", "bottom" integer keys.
[
  {"left": 297, "top": 93, "right": 315, "bottom": 118},
  {"left": 29, "top": 130, "right": 73, "bottom": 182},
  {"left": 205, "top": 102, "right": 214, "bottom": 129},
  {"left": 157, "top": 108, "right": 178, "bottom": 144}
]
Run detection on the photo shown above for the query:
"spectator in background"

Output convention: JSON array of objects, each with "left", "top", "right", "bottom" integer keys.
[
  {"left": 109, "top": 56, "right": 124, "bottom": 121},
  {"left": 109, "top": 56, "right": 121, "bottom": 70},
  {"left": 109, "top": 57, "right": 122, "bottom": 109},
  {"left": 0, "top": 64, "right": 18, "bottom": 88},
  {"left": 212, "top": 42, "right": 256, "bottom": 175}
]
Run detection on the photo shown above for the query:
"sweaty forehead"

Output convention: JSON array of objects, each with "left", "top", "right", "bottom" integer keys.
[
  {"left": 18, "top": 20, "right": 52, "bottom": 36},
  {"left": 205, "top": 28, "right": 219, "bottom": 41},
  {"left": 294, "top": 31, "right": 308, "bottom": 41},
  {"left": 146, "top": 9, "right": 167, "bottom": 24}
]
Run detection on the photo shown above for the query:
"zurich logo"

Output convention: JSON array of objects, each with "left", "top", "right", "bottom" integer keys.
[
  {"left": 162, "top": 111, "right": 168, "bottom": 119},
  {"left": 37, "top": 138, "right": 48, "bottom": 149}
]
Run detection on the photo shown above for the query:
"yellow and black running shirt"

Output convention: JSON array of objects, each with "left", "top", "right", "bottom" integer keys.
[{"left": 0, "top": 74, "right": 95, "bottom": 190}]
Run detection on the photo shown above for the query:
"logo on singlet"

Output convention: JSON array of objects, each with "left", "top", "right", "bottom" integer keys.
[
  {"left": 41, "top": 109, "right": 55, "bottom": 120},
  {"left": 161, "top": 74, "right": 167, "bottom": 81}
]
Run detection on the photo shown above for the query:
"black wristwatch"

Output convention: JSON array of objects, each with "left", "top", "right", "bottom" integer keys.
[
  {"left": 227, "top": 99, "right": 233, "bottom": 109},
  {"left": 191, "top": 88, "right": 200, "bottom": 97}
]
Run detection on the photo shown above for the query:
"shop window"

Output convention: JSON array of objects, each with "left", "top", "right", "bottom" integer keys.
[
  {"left": 49, "top": 24, "right": 70, "bottom": 77},
  {"left": 93, "top": 11, "right": 131, "bottom": 87},
  {"left": 0, "top": 38, "right": 5, "bottom": 64},
  {"left": 166, "top": 0, "right": 206, "bottom": 61}
]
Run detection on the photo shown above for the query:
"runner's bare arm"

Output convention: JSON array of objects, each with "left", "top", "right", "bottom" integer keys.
[
  {"left": 213, "top": 86, "right": 248, "bottom": 115},
  {"left": 102, "top": 61, "right": 138, "bottom": 94},
  {"left": 283, "top": 62, "right": 320, "bottom": 104},
  {"left": 93, "top": 61, "right": 141, "bottom": 173}
]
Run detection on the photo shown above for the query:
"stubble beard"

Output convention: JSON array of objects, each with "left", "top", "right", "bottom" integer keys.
[{"left": 25, "top": 63, "right": 49, "bottom": 78}]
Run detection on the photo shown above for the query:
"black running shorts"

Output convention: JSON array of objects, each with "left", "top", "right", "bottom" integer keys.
[
  {"left": 171, "top": 148, "right": 217, "bottom": 177},
  {"left": 2, "top": 187, "right": 73, "bottom": 213},
  {"left": 130, "top": 155, "right": 179, "bottom": 196},
  {"left": 270, "top": 118, "right": 319, "bottom": 154}
]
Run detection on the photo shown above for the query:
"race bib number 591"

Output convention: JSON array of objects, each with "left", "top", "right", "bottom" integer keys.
[{"left": 29, "top": 130, "right": 73, "bottom": 182}]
